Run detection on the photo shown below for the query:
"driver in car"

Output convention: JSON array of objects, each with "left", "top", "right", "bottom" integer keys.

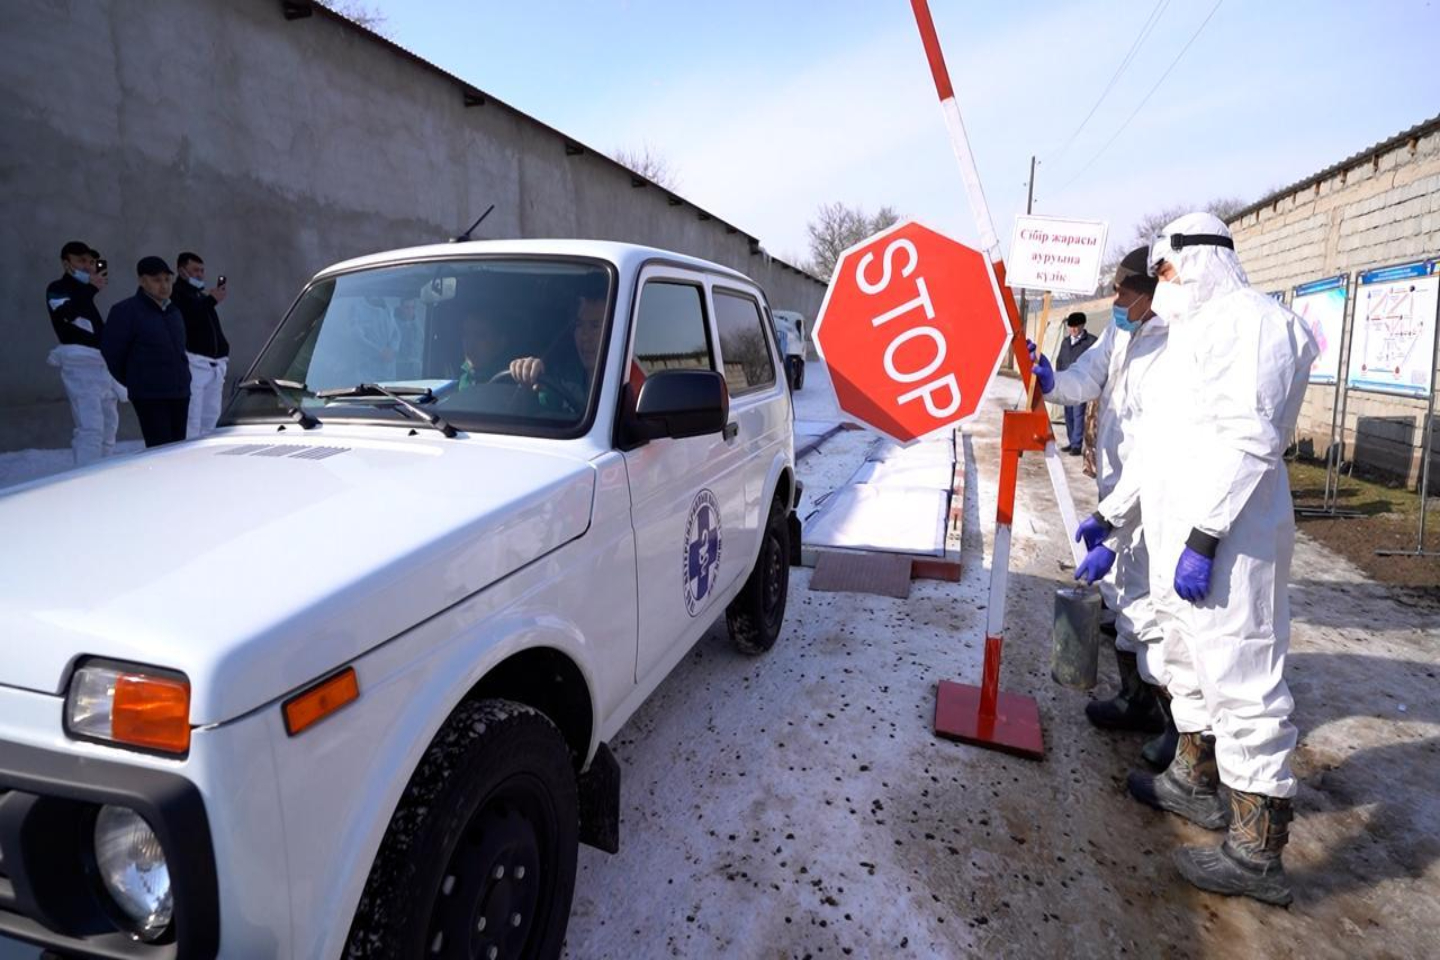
[{"left": 506, "top": 277, "right": 608, "bottom": 409}]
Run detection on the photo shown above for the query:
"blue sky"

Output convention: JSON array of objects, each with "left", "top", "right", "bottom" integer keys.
[{"left": 359, "top": 1, "right": 1440, "bottom": 268}]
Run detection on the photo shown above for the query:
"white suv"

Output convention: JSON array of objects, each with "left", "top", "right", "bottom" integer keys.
[{"left": 0, "top": 241, "right": 798, "bottom": 959}]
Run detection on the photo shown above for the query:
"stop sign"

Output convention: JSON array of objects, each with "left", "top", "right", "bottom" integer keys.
[{"left": 812, "top": 220, "right": 1011, "bottom": 444}]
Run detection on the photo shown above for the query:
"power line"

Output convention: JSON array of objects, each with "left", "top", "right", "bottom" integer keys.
[
  {"left": 1055, "top": 0, "right": 1225, "bottom": 197},
  {"left": 1047, "top": 0, "right": 1170, "bottom": 163}
]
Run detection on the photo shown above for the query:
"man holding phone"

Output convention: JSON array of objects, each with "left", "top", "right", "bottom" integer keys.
[
  {"left": 173, "top": 250, "right": 231, "bottom": 437},
  {"left": 46, "top": 239, "right": 123, "bottom": 465}
]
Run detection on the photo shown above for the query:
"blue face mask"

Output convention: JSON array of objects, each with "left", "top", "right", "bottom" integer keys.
[
  {"left": 1113, "top": 303, "right": 1141, "bottom": 333},
  {"left": 71, "top": 268, "right": 91, "bottom": 284}
]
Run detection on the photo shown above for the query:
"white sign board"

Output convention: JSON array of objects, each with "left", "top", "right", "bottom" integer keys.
[
  {"left": 1006, "top": 215, "right": 1109, "bottom": 295},
  {"left": 1346, "top": 260, "right": 1439, "bottom": 398},
  {"left": 1291, "top": 276, "right": 1347, "bottom": 384}
]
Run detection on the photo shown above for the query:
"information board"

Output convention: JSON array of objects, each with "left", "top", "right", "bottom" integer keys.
[
  {"left": 1006, "top": 215, "right": 1108, "bottom": 295},
  {"left": 1346, "top": 260, "right": 1439, "bottom": 397},
  {"left": 1292, "top": 275, "right": 1347, "bottom": 384}
]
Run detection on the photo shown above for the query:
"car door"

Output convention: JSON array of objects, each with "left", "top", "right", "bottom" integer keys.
[
  {"left": 711, "top": 283, "right": 789, "bottom": 561},
  {"left": 623, "top": 266, "right": 750, "bottom": 685}
]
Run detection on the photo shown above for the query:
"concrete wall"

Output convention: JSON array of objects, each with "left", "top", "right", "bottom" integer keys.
[
  {"left": 1229, "top": 126, "right": 1440, "bottom": 487},
  {"left": 0, "top": 0, "right": 826, "bottom": 451}
]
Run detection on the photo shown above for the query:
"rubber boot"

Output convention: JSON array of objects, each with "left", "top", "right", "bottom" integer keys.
[
  {"left": 1084, "top": 648, "right": 1165, "bottom": 732},
  {"left": 1174, "top": 790, "right": 1294, "bottom": 906},
  {"left": 1141, "top": 691, "right": 1179, "bottom": 769},
  {"left": 1127, "top": 732, "right": 1229, "bottom": 830}
]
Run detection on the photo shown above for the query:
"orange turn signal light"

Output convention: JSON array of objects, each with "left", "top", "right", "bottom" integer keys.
[
  {"left": 112, "top": 673, "right": 192, "bottom": 754},
  {"left": 283, "top": 668, "right": 359, "bottom": 736}
]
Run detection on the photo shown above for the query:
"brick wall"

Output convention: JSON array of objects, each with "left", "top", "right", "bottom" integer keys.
[{"left": 1229, "top": 126, "right": 1440, "bottom": 489}]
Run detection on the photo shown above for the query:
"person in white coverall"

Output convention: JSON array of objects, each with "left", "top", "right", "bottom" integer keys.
[
  {"left": 1028, "top": 247, "right": 1176, "bottom": 767},
  {"left": 1078, "top": 212, "right": 1318, "bottom": 906},
  {"left": 45, "top": 240, "right": 125, "bottom": 465}
]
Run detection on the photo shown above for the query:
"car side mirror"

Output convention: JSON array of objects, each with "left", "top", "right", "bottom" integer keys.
[{"left": 633, "top": 369, "right": 729, "bottom": 441}]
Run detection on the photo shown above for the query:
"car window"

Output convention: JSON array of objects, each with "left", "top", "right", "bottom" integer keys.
[
  {"left": 631, "top": 281, "right": 713, "bottom": 377},
  {"left": 714, "top": 289, "right": 776, "bottom": 395},
  {"left": 228, "top": 258, "right": 613, "bottom": 438}
]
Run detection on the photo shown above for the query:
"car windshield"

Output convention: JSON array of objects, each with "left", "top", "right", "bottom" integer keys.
[{"left": 227, "top": 257, "right": 613, "bottom": 437}]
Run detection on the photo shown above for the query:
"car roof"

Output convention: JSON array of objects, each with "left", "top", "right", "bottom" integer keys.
[{"left": 316, "top": 239, "right": 757, "bottom": 286}]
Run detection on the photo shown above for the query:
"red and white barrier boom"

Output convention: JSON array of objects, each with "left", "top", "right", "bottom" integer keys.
[{"left": 909, "top": 0, "right": 1086, "bottom": 759}]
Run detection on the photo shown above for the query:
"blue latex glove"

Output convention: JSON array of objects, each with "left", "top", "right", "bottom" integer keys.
[
  {"left": 1076, "top": 515, "right": 1109, "bottom": 551},
  {"left": 1074, "top": 544, "right": 1116, "bottom": 585},
  {"left": 1029, "top": 347, "right": 1055, "bottom": 394},
  {"left": 1173, "top": 547, "right": 1213, "bottom": 602}
]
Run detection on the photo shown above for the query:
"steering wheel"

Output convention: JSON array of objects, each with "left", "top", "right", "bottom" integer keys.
[{"left": 486, "top": 368, "right": 584, "bottom": 414}]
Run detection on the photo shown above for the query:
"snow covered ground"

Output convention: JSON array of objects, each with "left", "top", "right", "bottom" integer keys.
[{"left": 560, "top": 365, "right": 1440, "bottom": 958}]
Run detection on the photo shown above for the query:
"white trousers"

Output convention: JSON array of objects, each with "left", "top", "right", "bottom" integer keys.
[
  {"left": 1101, "top": 525, "right": 1163, "bottom": 684},
  {"left": 186, "top": 354, "right": 228, "bottom": 439},
  {"left": 49, "top": 345, "right": 123, "bottom": 466},
  {"left": 1150, "top": 531, "right": 1298, "bottom": 798}
]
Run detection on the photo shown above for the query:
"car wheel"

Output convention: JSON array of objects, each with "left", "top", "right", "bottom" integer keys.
[
  {"left": 345, "top": 699, "right": 578, "bottom": 960},
  {"left": 726, "top": 493, "right": 791, "bottom": 655}
]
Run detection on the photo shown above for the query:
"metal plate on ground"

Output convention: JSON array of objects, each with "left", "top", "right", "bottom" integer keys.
[
  {"left": 808, "top": 550, "right": 913, "bottom": 599},
  {"left": 851, "top": 459, "right": 956, "bottom": 488},
  {"left": 804, "top": 485, "right": 948, "bottom": 556}
]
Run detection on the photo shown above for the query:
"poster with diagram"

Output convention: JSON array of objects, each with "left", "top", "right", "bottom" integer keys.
[
  {"left": 1292, "top": 275, "right": 1347, "bottom": 383},
  {"left": 1346, "top": 260, "right": 1439, "bottom": 397}
]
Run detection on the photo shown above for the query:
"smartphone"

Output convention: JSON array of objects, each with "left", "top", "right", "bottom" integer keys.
[
  {"left": 218, "top": 275, "right": 227, "bottom": 286},
  {"left": 96, "top": 259, "right": 108, "bottom": 273}
]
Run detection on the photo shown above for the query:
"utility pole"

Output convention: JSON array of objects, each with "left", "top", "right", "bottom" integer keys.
[{"left": 1016, "top": 155, "right": 1037, "bottom": 351}]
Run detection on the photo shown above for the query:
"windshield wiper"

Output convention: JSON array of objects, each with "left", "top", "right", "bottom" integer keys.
[
  {"left": 237, "top": 377, "right": 320, "bottom": 428},
  {"left": 316, "top": 383, "right": 459, "bottom": 438}
]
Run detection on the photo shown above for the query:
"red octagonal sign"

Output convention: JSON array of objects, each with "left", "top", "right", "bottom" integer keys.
[{"left": 813, "top": 220, "right": 1012, "bottom": 444}]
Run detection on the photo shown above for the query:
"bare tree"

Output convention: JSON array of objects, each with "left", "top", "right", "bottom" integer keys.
[
  {"left": 323, "top": 1, "right": 393, "bottom": 37},
  {"left": 612, "top": 143, "right": 680, "bottom": 191},
  {"left": 1089, "top": 196, "right": 1251, "bottom": 296},
  {"left": 806, "top": 202, "right": 901, "bottom": 280}
]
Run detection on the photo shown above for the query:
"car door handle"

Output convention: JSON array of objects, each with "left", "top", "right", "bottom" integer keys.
[{"left": 723, "top": 421, "right": 739, "bottom": 441}]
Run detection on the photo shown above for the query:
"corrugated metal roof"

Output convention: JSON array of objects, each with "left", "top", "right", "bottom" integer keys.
[
  {"left": 284, "top": 1, "right": 826, "bottom": 284},
  {"left": 1227, "top": 113, "right": 1440, "bottom": 224}
]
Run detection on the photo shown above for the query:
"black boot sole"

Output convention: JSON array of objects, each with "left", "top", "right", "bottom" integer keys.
[
  {"left": 1127, "top": 770, "right": 1229, "bottom": 830},
  {"left": 1085, "top": 698, "right": 1166, "bottom": 733},
  {"left": 1174, "top": 845, "right": 1293, "bottom": 906}
]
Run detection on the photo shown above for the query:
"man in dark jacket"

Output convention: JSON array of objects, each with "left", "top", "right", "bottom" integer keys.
[
  {"left": 46, "top": 239, "right": 123, "bottom": 465},
  {"left": 102, "top": 257, "right": 191, "bottom": 447},
  {"left": 1056, "top": 312, "right": 1097, "bottom": 455},
  {"left": 173, "top": 251, "right": 231, "bottom": 438}
]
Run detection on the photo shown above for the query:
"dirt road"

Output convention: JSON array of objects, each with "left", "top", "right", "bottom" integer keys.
[{"left": 561, "top": 368, "right": 1439, "bottom": 959}]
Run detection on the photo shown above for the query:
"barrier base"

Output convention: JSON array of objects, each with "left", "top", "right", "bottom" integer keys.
[{"left": 933, "top": 679, "right": 1044, "bottom": 759}]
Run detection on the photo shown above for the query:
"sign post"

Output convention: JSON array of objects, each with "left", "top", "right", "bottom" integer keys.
[
  {"left": 903, "top": 0, "right": 1085, "bottom": 759},
  {"left": 1291, "top": 274, "right": 1364, "bottom": 519}
]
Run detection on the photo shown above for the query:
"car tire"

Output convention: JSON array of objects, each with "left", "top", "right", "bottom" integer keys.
[
  {"left": 726, "top": 493, "right": 790, "bottom": 655},
  {"left": 344, "top": 699, "right": 579, "bottom": 960},
  {"left": 793, "top": 360, "right": 805, "bottom": 391}
]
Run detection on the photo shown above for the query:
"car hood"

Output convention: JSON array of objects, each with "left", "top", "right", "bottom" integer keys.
[{"left": 0, "top": 431, "right": 595, "bottom": 725}]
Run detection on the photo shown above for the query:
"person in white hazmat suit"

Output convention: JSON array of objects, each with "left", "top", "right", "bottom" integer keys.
[
  {"left": 1028, "top": 247, "right": 1176, "bottom": 767},
  {"left": 1078, "top": 212, "right": 1318, "bottom": 906}
]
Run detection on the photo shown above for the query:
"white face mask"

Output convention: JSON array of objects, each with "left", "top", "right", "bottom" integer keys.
[
  {"left": 187, "top": 276, "right": 205, "bottom": 290},
  {"left": 1151, "top": 280, "right": 1196, "bottom": 322}
]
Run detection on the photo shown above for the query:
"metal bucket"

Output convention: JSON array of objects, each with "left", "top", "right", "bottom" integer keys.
[{"left": 1051, "top": 585, "right": 1101, "bottom": 690}]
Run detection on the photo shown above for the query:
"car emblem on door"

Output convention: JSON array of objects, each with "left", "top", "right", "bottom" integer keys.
[{"left": 683, "top": 489, "right": 723, "bottom": 616}]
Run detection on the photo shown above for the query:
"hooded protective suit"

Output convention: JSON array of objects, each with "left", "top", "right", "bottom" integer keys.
[
  {"left": 1097, "top": 212, "right": 1318, "bottom": 798},
  {"left": 1046, "top": 305, "right": 1169, "bottom": 680}
]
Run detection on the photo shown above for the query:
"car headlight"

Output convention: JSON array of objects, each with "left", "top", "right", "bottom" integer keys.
[
  {"left": 94, "top": 805, "right": 173, "bottom": 941},
  {"left": 67, "top": 661, "right": 191, "bottom": 755}
]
